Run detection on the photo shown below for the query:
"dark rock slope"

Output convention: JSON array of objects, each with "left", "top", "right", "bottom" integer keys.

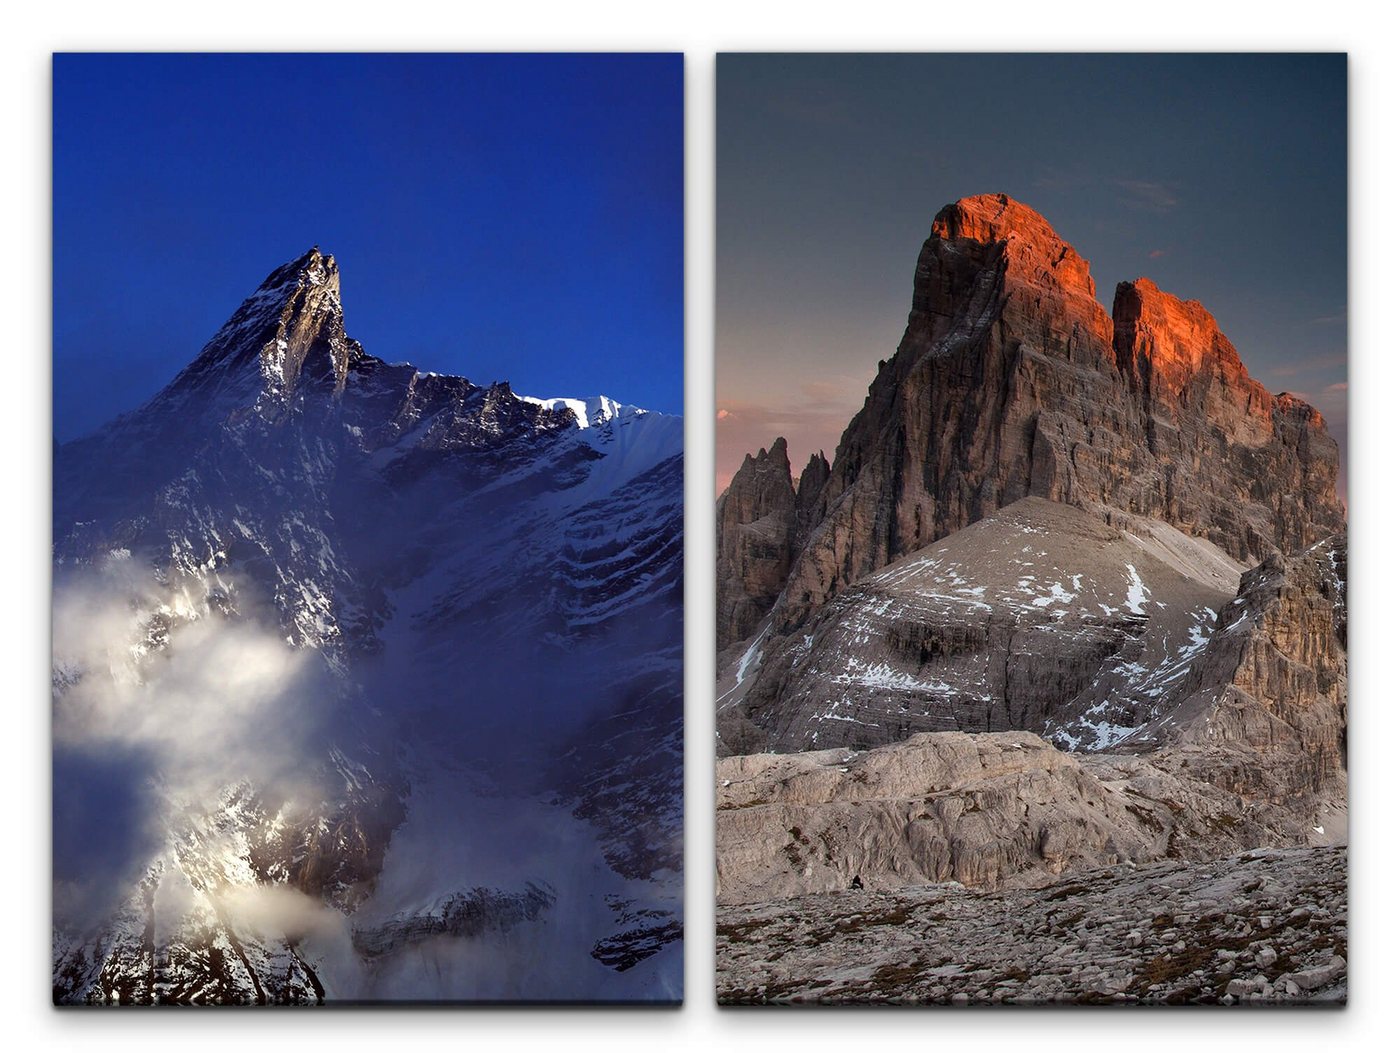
[{"left": 719, "top": 497, "right": 1247, "bottom": 755}]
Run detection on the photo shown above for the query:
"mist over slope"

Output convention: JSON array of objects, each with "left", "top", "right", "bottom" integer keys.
[{"left": 53, "top": 248, "right": 683, "bottom": 1004}]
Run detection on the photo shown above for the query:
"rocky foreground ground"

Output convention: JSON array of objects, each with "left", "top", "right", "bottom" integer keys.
[{"left": 716, "top": 845, "right": 1346, "bottom": 1005}]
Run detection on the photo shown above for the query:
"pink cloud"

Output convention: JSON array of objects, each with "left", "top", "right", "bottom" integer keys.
[
  {"left": 1263, "top": 351, "right": 1348, "bottom": 380},
  {"left": 1115, "top": 179, "right": 1179, "bottom": 211}
]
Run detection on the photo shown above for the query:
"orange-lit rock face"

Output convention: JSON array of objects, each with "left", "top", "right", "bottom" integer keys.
[
  {"left": 932, "top": 192, "right": 1099, "bottom": 303},
  {"left": 1115, "top": 279, "right": 1241, "bottom": 387},
  {"left": 1114, "top": 277, "right": 1231, "bottom": 380},
  {"left": 717, "top": 193, "right": 1346, "bottom": 634},
  {"left": 1114, "top": 277, "right": 1276, "bottom": 446},
  {"left": 911, "top": 194, "right": 1112, "bottom": 373}
]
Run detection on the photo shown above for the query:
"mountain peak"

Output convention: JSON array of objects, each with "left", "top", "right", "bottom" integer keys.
[
  {"left": 931, "top": 193, "right": 1098, "bottom": 302},
  {"left": 717, "top": 435, "right": 801, "bottom": 647},
  {"left": 910, "top": 194, "right": 1103, "bottom": 355},
  {"left": 151, "top": 247, "right": 357, "bottom": 416},
  {"left": 932, "top": 193, "right": 1056, "bottom": 243},
  {"left": 256, "top": 246, "right": 341, "bottom": 299},
  {"left": 722, "top": 194, "right": 1344, "bottom": 636}
]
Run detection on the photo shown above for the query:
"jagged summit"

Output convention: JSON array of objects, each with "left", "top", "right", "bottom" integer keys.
[
  {"left": 256, "top": 245, "right": 340, "bottom": 296},
  {"left": 716, "top": 438, "right": 835, "bottom": 646},
  {"left": 81, "top": 249, "right": 670, "bottom": 457},
  {"left": 146, "top": 245, "right": 358, "bottom": 418},
  {"left": 931, "top": 192, "right": 1099, "bottom": 301},
  {"left": 750, "top": 436, "right": 788, "bottom": 467}
]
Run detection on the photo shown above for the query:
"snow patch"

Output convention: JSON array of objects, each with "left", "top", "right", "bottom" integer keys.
[
  {"left": 517, "top": 394, "right": 641, "bottom": 430},
  {"left": 1124, "top": 564, "right": 1150, "bottom": 616}
]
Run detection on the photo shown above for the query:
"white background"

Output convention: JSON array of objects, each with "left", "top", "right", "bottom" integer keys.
[{"left": 2, "top": 1, "right": 1396, "bottom": 1047}]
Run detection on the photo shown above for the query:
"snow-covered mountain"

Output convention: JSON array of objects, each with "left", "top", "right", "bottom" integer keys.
[{"left": 52, "top": 248, "right": 683, "bottom": 1004}]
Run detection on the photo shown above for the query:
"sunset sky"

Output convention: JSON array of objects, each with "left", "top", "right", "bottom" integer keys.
[{"left": 716, "top": 53, "right": 1347, "bottom": 496}]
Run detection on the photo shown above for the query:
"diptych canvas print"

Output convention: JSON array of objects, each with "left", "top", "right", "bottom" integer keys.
[
  {"left": 52, "top": 53, "right": 683, "bottom": 1004},
  {"left": 51, "top": 48, "right": 1351, "bottom": 1011},
  {"left": 714, "top": 53, "right": 1348, "bottom": 1005}
]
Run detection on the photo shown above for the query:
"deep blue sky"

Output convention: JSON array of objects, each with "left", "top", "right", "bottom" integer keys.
[
  {"left": 54, "top": 53, "right": 682, "bottom": 440},
  {"left": 717, "top": 54, "right": 1347, "bottom": 494}
]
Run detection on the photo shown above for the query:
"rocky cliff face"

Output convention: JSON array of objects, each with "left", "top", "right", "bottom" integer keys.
[
  {"left": 1124, "top": 533, "right": 1348, "bottom": 800},
  {"left": 53, "top": 249, "right": 684, "bottom": 1003},
  {"left": 716, "top": 441, "right": 831, "bottom": 650},
  {"left": 716, "top": 439, "right": 798, "bottom": 650},
  {"left": 1110, "top": 278, "right": 1341, "bottom": 561},
  {"left": 720, "top": 194, "right": 1344, "bottom": 637}
]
